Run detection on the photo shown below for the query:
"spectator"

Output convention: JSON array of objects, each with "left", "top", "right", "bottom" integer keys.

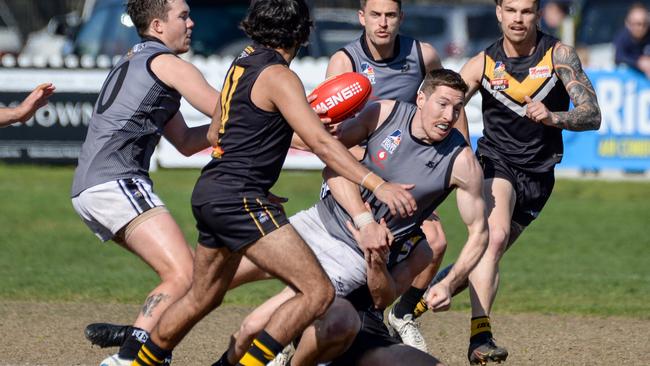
[
  {"left": 541, "top": 0, "right": 571, "bottom": 39},
  {"left": 614, "top": 2, "right": 650, "bottom": 77}
]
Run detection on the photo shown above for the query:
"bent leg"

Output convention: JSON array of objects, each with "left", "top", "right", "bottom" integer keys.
[
  {"left": 152, "top": 244, "right": 242, "bottom": 349},
  {"left": 119, "top": 211, "right": 194, "bottom": 332},
  {"left": 242, "top": 224, "right": 335, "bottom": 346},
  {"left": 468, "top": 177, "right": 516, "bottom": 317},
  {"left": 226, "top": 287, "right": 296, "bottom": 363}
]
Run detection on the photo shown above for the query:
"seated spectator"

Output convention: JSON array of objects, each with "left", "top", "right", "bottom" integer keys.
[{"left": 614, "top": 2, "right": 650, "bottom": 77}]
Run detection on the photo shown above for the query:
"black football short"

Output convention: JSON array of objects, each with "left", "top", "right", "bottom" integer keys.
[
  {"left": 191, "top": 194, "right": 289, "bottom": 252},
  {"left": 329, "top": 309, "right": 399, "bottom": 366},
  {"left": 477, "top": 153, "right": 555, "bottom": 227}
]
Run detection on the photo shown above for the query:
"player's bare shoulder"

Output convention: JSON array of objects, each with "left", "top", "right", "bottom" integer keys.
[
  {"left": 326, "top": 50, "right": 354, "bottom": 78},
  {"left": 419, "top": 41, "right": 442, "bottom": 72},
  {"left": 450, "top": 146, "right": 483, "bottom": 191},
  {"left": 460, "top": 51, "right": 485, "bottom": 83}
]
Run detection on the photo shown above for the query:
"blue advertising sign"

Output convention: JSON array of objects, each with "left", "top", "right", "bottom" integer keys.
[{"left": 559, "top": 69, "right": 650, "bottom": 172}]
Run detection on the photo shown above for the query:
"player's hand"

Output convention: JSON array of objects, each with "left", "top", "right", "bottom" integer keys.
[
  {"left": 16, "top": 83, "right": 55, "bottom": 123},
  {"left": 373, "top": 182, "right": 417, "bottom": 218},
  {"left": 307, "top": 93, "right": 332, "bottom": 125},
  {"left": 366, "top": 246, "right": 388, "bottom": 268},
  {"left": 346, "top": 218, "right": 392, "bottom": 258},
  {"left": 425, "top": 281, "right": 452, "bottom": 312},
  {"left": 524, "top": 96, "right": 553, "bottom": 126}
]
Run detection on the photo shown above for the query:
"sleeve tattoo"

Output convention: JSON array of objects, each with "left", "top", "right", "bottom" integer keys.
[{"left": 552, "top": 44, "right": 602, "bottom": 131}]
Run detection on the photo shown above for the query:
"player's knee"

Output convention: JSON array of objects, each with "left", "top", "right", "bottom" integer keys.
[
  {"left": 310, "top": 282, "right": 335, "bottom": 319},
  {"left": 239, "top": 312, "right": 268, "bottom": 341},
  {"left": 487, "top": 227, "right": 509, "bottom": 258},
  {"left": 324, "top": 304, "right": 360, "bottom": 344}
]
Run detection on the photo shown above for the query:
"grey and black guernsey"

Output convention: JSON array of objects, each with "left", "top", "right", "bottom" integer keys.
[
  {"left": 342, "top": 33, "right": 425, "bottom": 103},
  {"left": 477, "top": 31, "right": 570, "bottom": 173},
  {"left": 71, "top": 39, "right": 181, "bottom": 197},
  {"left": 317, "top": 102, "right": 467, "bottom": 265},
  {"left": 192, "top": 44, "right": 292, "bottom": 205}
]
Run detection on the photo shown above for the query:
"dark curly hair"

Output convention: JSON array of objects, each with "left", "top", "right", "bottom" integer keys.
[
  {"left": 419, "top": 69, "right": 468, "bottom": 96},
  {"left": 241, "top": 0, "right": 313, "bottom": 50},
  {"left": 126, "top": 0, "right": 170, "bottom": 37}
]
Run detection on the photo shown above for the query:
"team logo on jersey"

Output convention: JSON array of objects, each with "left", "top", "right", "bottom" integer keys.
[
  {"left": 400, "top": 63, "right": 410, "bottom": 73},
  {"left": 361, "top": 63, "right": 376, "bottom": 84},
  {"left": 490, "top": 61, "right": 509, "bottom": 91},
  {"left": 370, "top": 148, "right": 388, "bottom": 169},
  {"left": 528, "top": 65, "right": 552, "bottom": 79},
  {"left": 256, "top": 211, "right": 269, "bottom": 224},
  {"left": 381, "top": 129, "right": 402, "bottom": 154}
]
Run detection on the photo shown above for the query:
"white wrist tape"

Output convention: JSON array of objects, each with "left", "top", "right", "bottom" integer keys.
[{"left": 353, "top": 212, "right": 374, "bottom": 229}]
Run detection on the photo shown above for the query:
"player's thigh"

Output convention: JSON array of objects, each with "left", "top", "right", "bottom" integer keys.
[
  {"left": 123, "top": 210, "right": 194, "bottom": 279},
  {"left": 357, "top": 344, "right": 445, "bottom": 366},
  {"left": 242, "top": 224, "right": 330, "bottom": 290}
]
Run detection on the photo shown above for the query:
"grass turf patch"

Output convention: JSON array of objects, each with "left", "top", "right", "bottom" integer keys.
[{"left": 0, "top": 164, "right": 648, "bottom": 318}]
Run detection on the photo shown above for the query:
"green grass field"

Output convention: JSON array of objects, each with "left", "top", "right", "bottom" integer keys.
[{"left": 1, "top": 164, "right": 648, "bottom": 318}]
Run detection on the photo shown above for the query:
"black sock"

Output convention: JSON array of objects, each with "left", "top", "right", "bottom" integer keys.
[
  {"left": 118, "top": 327, "right": 149, "bottom": 360},
  {"left": 393, "top": 286, "right": 427, "bottom": 318},
  {"left": 237, "top": 330, "right": 284, "bottom": 366},
  {"left": 132, "top": 338, "right": 172, "bottom": 366},
  {"left": 212, "top": 351, "right": 235, "bottom": 366}
]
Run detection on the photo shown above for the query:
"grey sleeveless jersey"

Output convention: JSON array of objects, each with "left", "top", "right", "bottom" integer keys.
[
  {"left": 72, "top": 40, "right": 181, "bottom": 197},
  {"left": 343, "top": 34, "right": 425, "bottom": 103},
  {"left": 316, "top": 102, "right": 467, "bottom": 258}
]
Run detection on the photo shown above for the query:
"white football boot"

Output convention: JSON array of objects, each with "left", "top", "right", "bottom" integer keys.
[
  {"left": 387, "top": 309, "right": 429, "bottom": 353},
  {"left": 99, "top": 354, "right": 133, "bottom": 366},
  {"left": 267, "top": 343, "right": 295, "bottom": 366}
]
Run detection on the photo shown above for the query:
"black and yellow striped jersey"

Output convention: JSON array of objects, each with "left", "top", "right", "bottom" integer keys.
[
  {"left": 192, "top": 44, "right": 293, "bottom": 204},
  {"left": 477, "top": 31, "right": 570, "bottom": 173}
]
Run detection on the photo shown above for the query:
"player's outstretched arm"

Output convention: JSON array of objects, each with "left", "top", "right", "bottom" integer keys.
[
  {"left": 426, "top": 147, "right": 488, "bottom": 311},
  {"left": 263, "top": 65, "right": 417, "bottom": 217},
  {"left": 526, "top": 43, "right": 601, "bottom": 131},
  {"left": 150, "top": 54, "right": 220, "bottom": 118},
  {"left": 163, "top": 112, "right": 210, "bottom": 156},
  {"left": 0, "top": 83, "right": 55, "bottom": 127},
  {"left": 151, "top": 55, "right": 221, "bottom": 154},
  {"left": 455, "top": 52, "right": 484, "bottom": 144}
]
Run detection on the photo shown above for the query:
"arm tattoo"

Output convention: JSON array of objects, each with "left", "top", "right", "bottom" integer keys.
[
  {"left": 141, "top": 293, "right": 170, "bottom": 317},
  {"left": 552, "top": 44, "right": 602, "bottom": 131}
]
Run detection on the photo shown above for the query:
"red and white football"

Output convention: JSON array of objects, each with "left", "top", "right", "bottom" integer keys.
[{"left": 308, "top": 72, "right": 372, "bottom": 124}]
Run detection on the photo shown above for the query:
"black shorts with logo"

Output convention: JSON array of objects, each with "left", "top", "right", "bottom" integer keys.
[
  {"left": 477, "top": 153, "right": 555, "bottom": 227},
  {"left": 191, "top": 194, "right": 289, "bottom": 252},
  {"left": 329, "top": 306, "right": 399, "bottom": 366}
]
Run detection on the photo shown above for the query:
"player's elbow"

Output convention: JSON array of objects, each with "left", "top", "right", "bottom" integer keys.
[{"left": 309, "top": 138, "right": 336, "bottom": 163}]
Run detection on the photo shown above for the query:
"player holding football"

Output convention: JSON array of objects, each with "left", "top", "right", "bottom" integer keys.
[
  {"left": 325, "top": 0, "right": 457, "bottom": 352},
  {"left": 211, "top": 69, "right": 489, "bottom": 366},
  {"left": 403, "top": 0, "right": 602, "bottom": 364},
  {"left": 129, "top": 1, "right": 417, "bottom": 366}
]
